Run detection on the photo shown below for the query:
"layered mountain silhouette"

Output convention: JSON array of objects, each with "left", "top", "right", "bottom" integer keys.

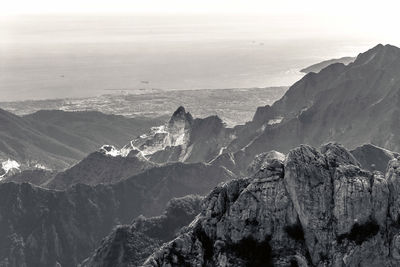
[
  {"left": 8, "top": 45, "right": 400, "bottom": 183},
  {"left": 0, "top": 162, "right": 234, "bottom": 266},
  {"left": 0, "top": 109, "right": 165, "bottom": 170},
  {"left": 1, "top": 44, "right": 400, "bottom": 267},
  {"left": 214, "top": 44, "right": 400, "bottom": 173},
  {"left": 45, "top": 148, "right": 157, "bottom": 189}
]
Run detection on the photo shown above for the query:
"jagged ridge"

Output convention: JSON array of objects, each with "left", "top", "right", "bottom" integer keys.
[{"left": 145, "top": 143, "right": 400, "bottom": 266}]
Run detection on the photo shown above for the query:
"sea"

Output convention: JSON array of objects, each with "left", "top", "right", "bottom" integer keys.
[{"left": 0, "top": 14, "right": 379, "bottom": 101}]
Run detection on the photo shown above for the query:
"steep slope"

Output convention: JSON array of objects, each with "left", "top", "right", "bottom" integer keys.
[
  {"left": 0, "top": 108, "right": 87, "bottom": 169},
  {"left": 24, "top": 110, "right": 167, "bottom": 150},
  {"left": 81, "top": 195, "right": 203, "bottom": 267},
  {"left": 3, "top": 107, "right": 234, "bottom": 189},
  {"left": 351, "top": 143, "right": 399, "bottom": 172},
  {"left": 0, "top": 109, "right": 165, "bottom": 170},
  {"left": 0, "top": 162, "right": 234, "bottom": 267},
  {"left": 108, "top": 106, "right": 234, "bottom": 164},
  {"left": 145, "top": 143, "right": 400, "bottom": 267},
  {"left": 222, "top": 44, "right": 400, "bottom": 172},
  {"left": 46, "top": 147, "right": 156, "bottom": 190},
  {"left": 300, "top": 56, "right": 355, "bottom": 73},
  {"left": 2, "top": 169, "right": 57, "bottom": 186}
]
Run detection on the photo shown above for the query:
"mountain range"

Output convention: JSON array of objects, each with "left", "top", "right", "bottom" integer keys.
[
  {"left": 0, "top": 109, "right": 165, "bottom": 171},
  {"left": 213, "top": 44, "right": 400, "bottom": 173},
  {"left": 1, "top": 44, "right": 400, "bottom": 266}
]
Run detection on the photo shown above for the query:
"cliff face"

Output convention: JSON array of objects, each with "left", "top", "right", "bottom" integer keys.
[{"left": 145, "top": 143, "right": 400, "bottom": 267}]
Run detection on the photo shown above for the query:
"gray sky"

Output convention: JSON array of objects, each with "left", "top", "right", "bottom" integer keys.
[
  {"left": 0, "top": 0, "right": 398, "bottom": 16},
  {"left": 1, "top": 0, "right": 399, "bottom": 44}
]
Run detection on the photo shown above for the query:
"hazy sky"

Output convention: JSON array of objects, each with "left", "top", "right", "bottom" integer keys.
[
  {"left": 0, "top": 0, "right": 398, "bottom": 16},
  {"left": 1, "top": 0, "right": 400, "bottom": 44},
  {"left": 1, "top": 0, "right": 400, "bottom": 101}
]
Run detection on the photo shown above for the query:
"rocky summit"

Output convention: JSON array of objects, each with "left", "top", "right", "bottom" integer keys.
[{"left": 144, "top": 143, "right": 400, "bottom": 267}]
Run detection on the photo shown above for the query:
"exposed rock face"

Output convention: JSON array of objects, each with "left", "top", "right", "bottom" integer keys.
[
  {"left": 246, "top": 150, "right": 285, "bottom": 176},
  {"left": 110, "top": 106, "right": 233, "bottom": 165},
  {"left": 144, "top": 143, "right": 400, "bottom": 266},
  {"left": 81, "top": 195, "right": 203, "bottom": 267}
]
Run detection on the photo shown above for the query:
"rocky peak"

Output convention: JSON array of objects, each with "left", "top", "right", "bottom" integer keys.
[
  {"left": 352, "top": 44, "right": 400, "bottom": 69},
  {"left": 144, "top": 143, "right": 400, "bottom": 266},
  {"left": 169, "top": 106, "right": 193, "bottom": 127},
  {"left": 247, "top": 150, "right": 285, "bottom": 176},
  {"left": 226, "top": 44, "right": 400, "bottom": 172}
]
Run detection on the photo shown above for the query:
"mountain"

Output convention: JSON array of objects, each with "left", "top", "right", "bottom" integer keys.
[
  {"left": 0, "top": 108, "right": 87, "bottom": 170},
  {"left": 145, "top": 143, "right": 400, "bottom": 266},
  {"left": 3, "top": 43, "right": 400, "bottom": 267},
  {"left": 105, "top": 106, "right": 234, "bottom": 165},
  {"left": 0, "top": 109, "right": 166, "bottom": 170},
  {"left": 81, "top": 195, "right": 203, "bottom": 267},
  {"left": 0, "top": 162, "right": 234, "bottom": 267},
  {"left": 217, "top": 44, "right": 400, "bottom": 173},
  {"left": 45, "top": 147, "right": 157, "bottom": 189},
  {"left": 2, "top": 106, "right": 234, "bottom": 189},
  {"left": 300, "top": 56, "right": 355, "bottom": 73},
  {"left": 1, "top": 169, "right": 57, "bottom": 186},
  {"left": 24, "top": 110, "right": 167, "bottom": 149}
]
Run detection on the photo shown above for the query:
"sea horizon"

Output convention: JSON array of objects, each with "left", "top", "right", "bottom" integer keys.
[{"left": 0, "top": 13, "right": 379, "bottom": 102}]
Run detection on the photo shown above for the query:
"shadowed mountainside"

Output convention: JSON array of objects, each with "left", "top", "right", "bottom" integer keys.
[
  {"left": 0, "top": 162, "right": 234, "bottom": 267},
  {"left": 0, "top": 109, "right": 166, "bottom": 170},
  {"left": 81, "top": 195, "right": 203, "bottom": 267},
  {"left": 213, "top": 44, "right": 400, "bottom": 173}
]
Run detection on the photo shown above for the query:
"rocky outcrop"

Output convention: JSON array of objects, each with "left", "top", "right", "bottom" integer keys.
[
  {"left": 144, "top": 143, "right": 400, "bottom": 266},
  {"left": 246, "top": 150, "right": 285, "bottom": 176},
  {"left": 97, "top": 106, "right": 233, "bottom": 166},
  {"left": 81, "top": 195, "right": 203, "bottom": 267}
]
